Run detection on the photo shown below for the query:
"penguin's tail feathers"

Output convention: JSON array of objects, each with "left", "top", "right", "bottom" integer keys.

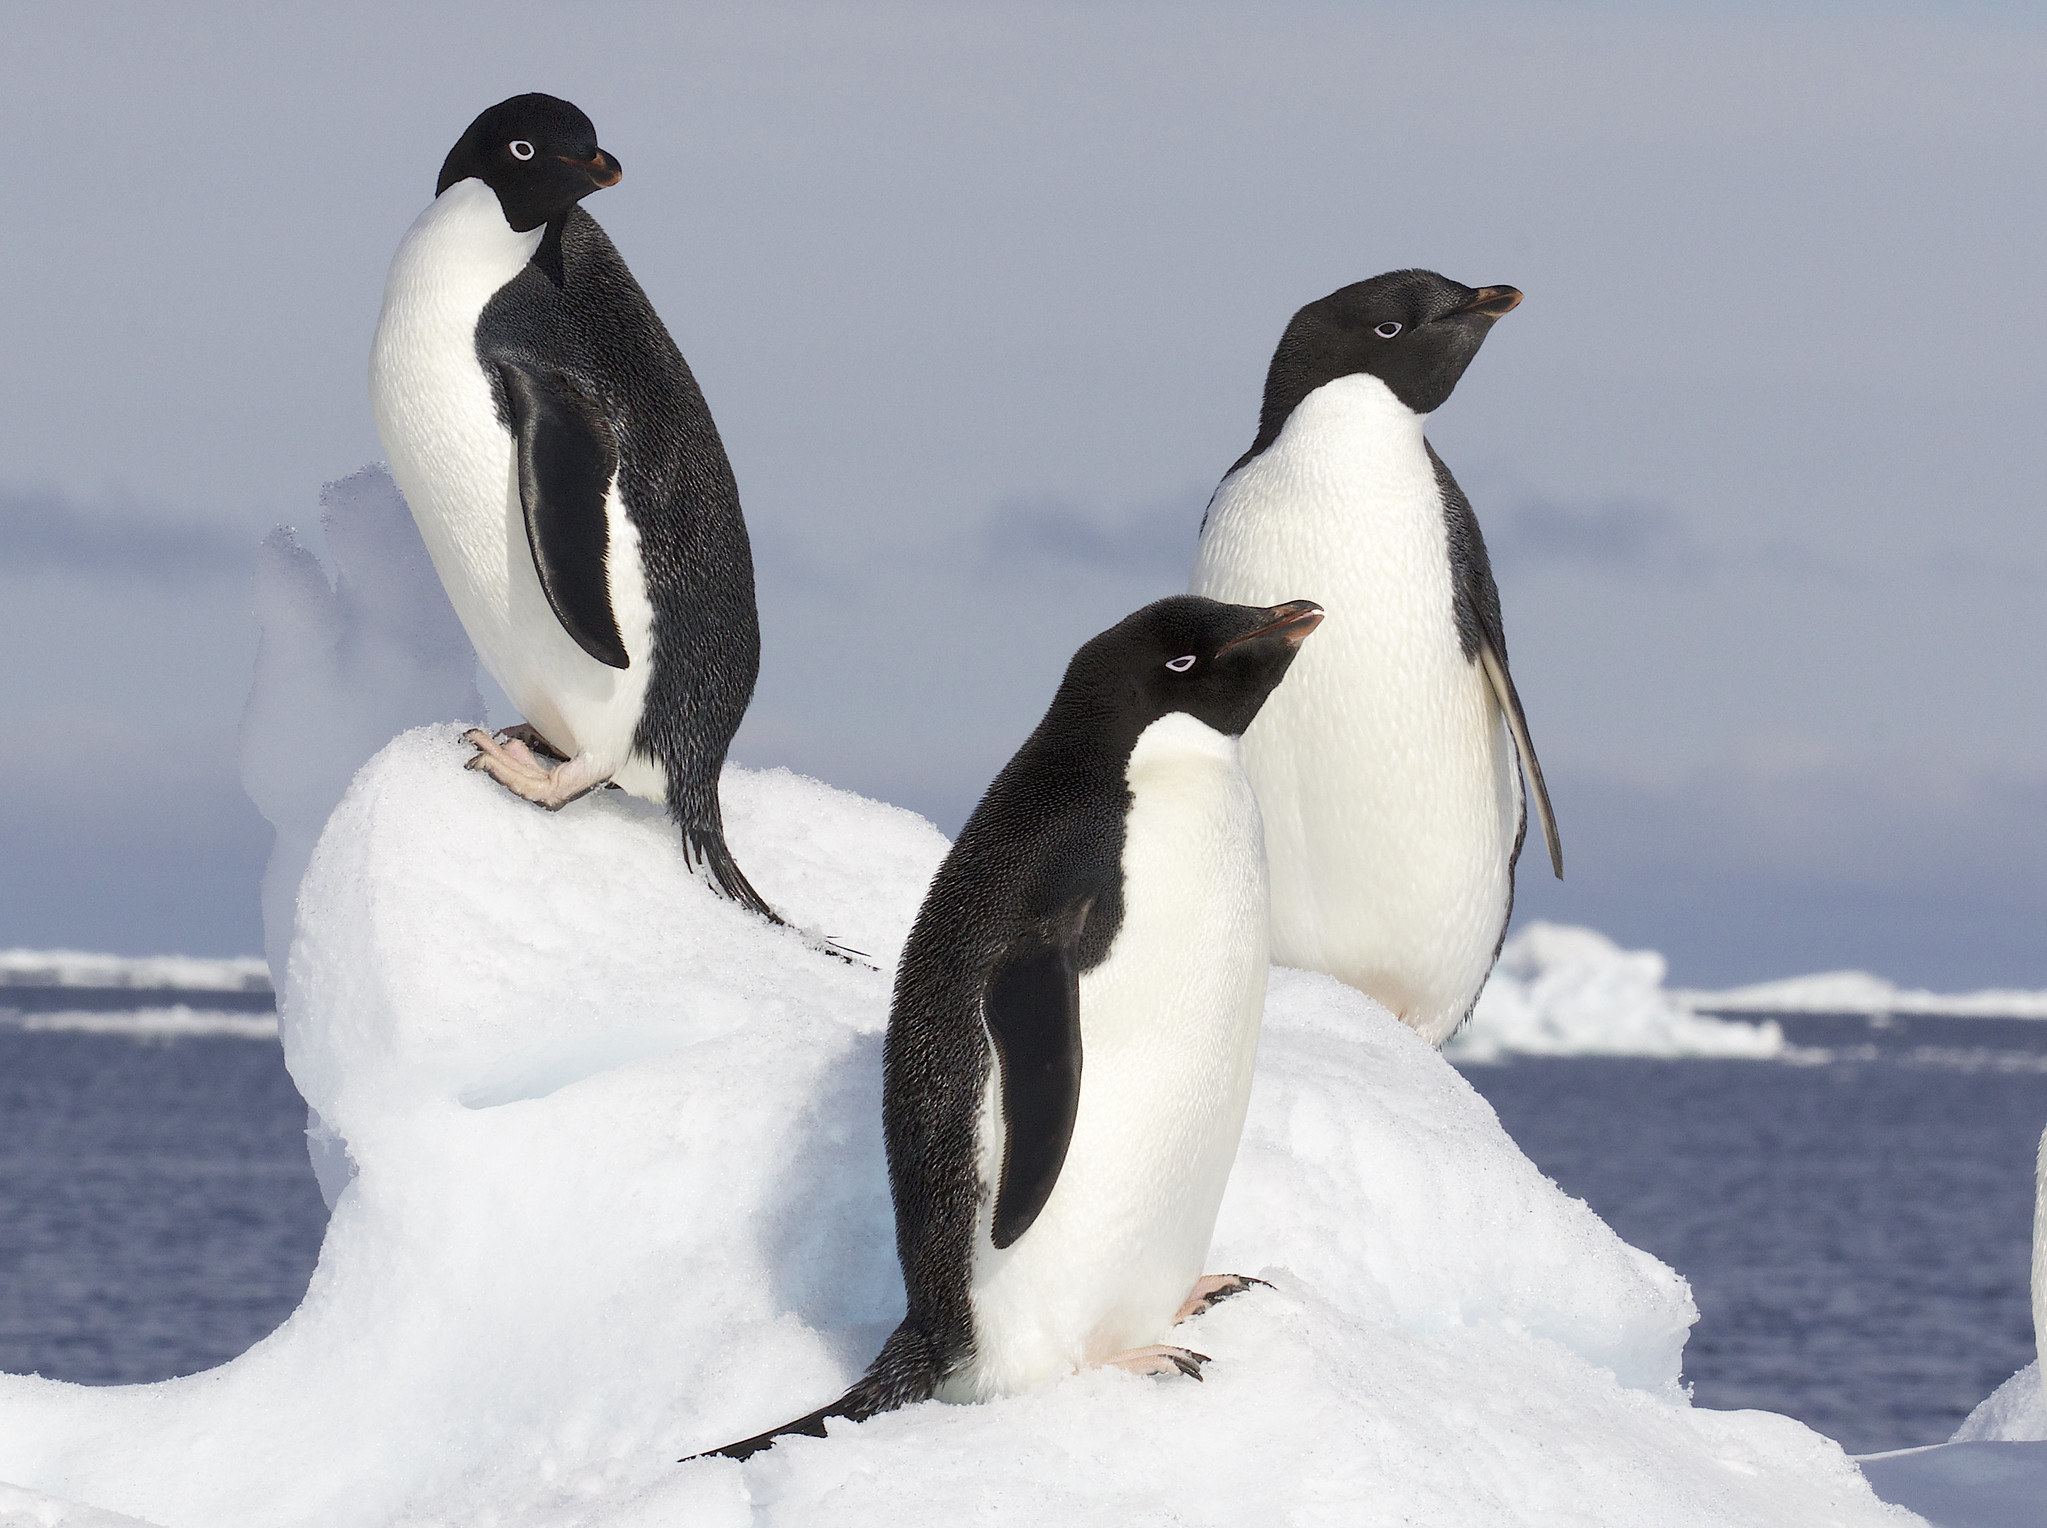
[
  {"left": 682, "top": 826, "right": 783, "bottom": 925},
  {"left": 684, "top": 1322, "right": 945, "bottom": 1462}
]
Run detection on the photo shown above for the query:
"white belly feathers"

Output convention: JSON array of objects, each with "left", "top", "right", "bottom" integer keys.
[
  {"left": 368, "top": 179, "right": 662, "bottom": 798},
  {"left": 1191, "top": 374, "right": 1520, "bottom": 1044},
  {"left": 945, "top": 712, "right": 1270, "bottom": 1400}
]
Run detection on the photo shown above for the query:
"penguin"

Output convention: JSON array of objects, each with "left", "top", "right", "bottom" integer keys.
[
  {"left": 1189, "top": 270, "right": 1560, "bottom": 1046},
  {"left": 369, "top": 93, "right": 773, "bottom": 916},
  {"left": 694, "top": 595, "right": 1323, "bottom": 1460}
]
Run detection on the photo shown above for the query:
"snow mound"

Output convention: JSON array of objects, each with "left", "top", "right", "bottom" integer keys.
[
  {"left": 0, "top": 731, "right": 1904, "bottom": 1527},
  {"left": 1686, "top": 971, "right": 2047, "bottom": 1020},
  {"left": 0, "top": 952, "right": 269, "bottom": 993},
  {"left": 239, "top": 463, "right": 484, "bottom": 988},
  {"left": 0, "top": 1481, "right": 160, "bottom": 1528},
  {"left": 1952, "top": 1363, "right": 2046, "bottom": 1444},
  {"left": 1, "top": 1007, "right": 278, "bottom": 1040},
  {"left": 1451, "top": 922, "right": 1786, "bottom": 1062}
]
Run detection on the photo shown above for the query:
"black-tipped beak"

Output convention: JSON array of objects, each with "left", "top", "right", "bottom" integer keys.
[
  {"left": 561, "top": 150, "right": 622, "bottom": 188},
  {"left": 1451, "top": 285, "right": 1523, "bottom": 321},
  {"left": 1220, "top": 599, "right": 1324, "bottom": 654}
]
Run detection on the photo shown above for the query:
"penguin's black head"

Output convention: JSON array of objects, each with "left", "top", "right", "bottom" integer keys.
[
  {"left": 1066, "top": 595, "right": 1322, "bottom": 743},
  {"left": 1251, "top": 269, "right": 1520, "bottom": 443},
  {"left": 436, "top": 93, "right": 621, "bottom": 232}
]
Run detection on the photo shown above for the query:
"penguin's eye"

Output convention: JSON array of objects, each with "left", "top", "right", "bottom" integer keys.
[
  {"left": 509, "top": 140, "right": 536, "bottom": 161},
  {"left": 1165, "top": 655, "right": 1197, "bottom": 673},
  {"left": 1374, "top": 321, "right": 1402, "bottom": 339}
]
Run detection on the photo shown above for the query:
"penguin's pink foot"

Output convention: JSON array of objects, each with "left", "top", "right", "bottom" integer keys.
[
  {"left": 1103, "top": 1344, "right": 1209, "bottom": 1381},
  {"left": 1176, "top": 1274, "right": 1270, "bottom": 1324},
  {"left": 463, "top": 728, "right": 611, "bottom": 811}
]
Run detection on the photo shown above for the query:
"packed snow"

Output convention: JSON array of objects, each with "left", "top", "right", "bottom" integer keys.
[
  {"left": 1452, "top": 922, "right": 1785, "bottom": 1062},
  {"left": 1685, "top": 972, "right": 2047, "bottom": 1021},
  {"left": 0, "top": 728, "right": 1911, "bottom": 1528},
  {"left": 0, "top": 951, "right": 269, "bottom": 994}
]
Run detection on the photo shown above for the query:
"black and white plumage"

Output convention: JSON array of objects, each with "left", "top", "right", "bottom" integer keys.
[
  {"left": 369, "top": 93, "right": 773, "bottom": 916},
  {"left": 697, "top": 595, "right": 1322, "bottom": 1459},
  {"left": 1190, "top": 270, "right": 1560, "bottom": 1046}
]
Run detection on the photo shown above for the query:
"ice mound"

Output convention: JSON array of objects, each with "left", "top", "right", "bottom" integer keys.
[
  {"left": 0, "top": 731, "right": 1904, "bottom": 1527},
  {"left": 1451, "top": 922, "right": 1786, "bottom": 1062},
  {"left": 239, "top": 463, "right": 484, "bottom": 987},
  {"left": 1687, "top": 970, "right": 2047, "bottom": 1021},
  {"left": 1951, "top": 1363, "right": 2046, "bottom": 1444}
]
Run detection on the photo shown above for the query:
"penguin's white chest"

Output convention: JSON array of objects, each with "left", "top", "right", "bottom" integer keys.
[
  {"left": 946, "top": 713, "right": 1269, "bottom": 1401},
  {"left": 368, "top": 180, "right": 659, "bottom": 793},
  {"left": 1189, "top": 374, "right": 1519, "bottom": 1043}
]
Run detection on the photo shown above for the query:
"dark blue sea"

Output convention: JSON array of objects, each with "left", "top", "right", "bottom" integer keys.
[{"left": 0, "top": 1003, "right": 2040, "bottom": 1456}]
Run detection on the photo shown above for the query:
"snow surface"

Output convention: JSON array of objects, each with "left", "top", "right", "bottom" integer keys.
[
  {"left": 1857, "top": 1441, "right": 2047, "bottom": 1528},
  {"left": 1452, "top": 922, "right": 1785, "bottom": 1062},
  {"left": 1951, "top": 1363, "right": 2046, "bottom": 1445},
  {"left": 0, "top": 951, "right": 268, "bottom": 993},
  {"left": 1686, "top": 971, "right": 2047, "bottom": 1020},
  {"left": 0, "top": 728, "right": 1913, "bottom": 1527}
]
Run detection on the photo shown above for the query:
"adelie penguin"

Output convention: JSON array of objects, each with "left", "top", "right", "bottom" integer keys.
[
  {"left": 370, "top": 93, "right": 774, "bottom": 917},
  {"left": 694, "top": 595, "right": 1323, "bottom": 1460},
  {"left": 1189, "top": 270, "right": 1561, "bottom": 1046}
]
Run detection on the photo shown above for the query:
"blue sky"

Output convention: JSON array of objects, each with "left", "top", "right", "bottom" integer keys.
[{"left": 0, "top": 1, "right": 2042, "bottom": 986}]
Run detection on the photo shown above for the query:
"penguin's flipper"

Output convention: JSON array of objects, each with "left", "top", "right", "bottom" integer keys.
[
  {"left": 496, "top": 360, "right": 631, "bottom": 670},
  {"left": 1430, "top": 441, "right": 1562, "bottom": 879},
  {"left": 1477, "top": 639, "right": 1562, "bottom": 879},
  {"left": 982, "top": 897, "right": 1093, "bottom": 1250}
]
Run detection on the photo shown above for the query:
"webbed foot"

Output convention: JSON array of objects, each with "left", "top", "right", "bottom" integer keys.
[{"left": 463, "top": 728, "right": 611, "bottom": 811}]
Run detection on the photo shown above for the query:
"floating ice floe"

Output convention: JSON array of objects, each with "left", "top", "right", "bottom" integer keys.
[
  {"left": 0, "top": 727, "right": 1910, "bottom": 1528},
  {"left": 1451, "top": 922, "right": 1785, "bottom": 1063},
  {"left": 1, "top": 1006, "right": 279, "bottom": 1040},
  {"left": 0, "top": 951, "right": 270, "bottom": 994},
  {"left": 1683, "top": 970, "right": 2047, "bottom": 1021}
]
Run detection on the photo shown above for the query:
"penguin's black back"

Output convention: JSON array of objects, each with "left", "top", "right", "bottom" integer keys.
[
  {"left": 474, "top": 208, "right": 760, "bottom": 837},
  {"left": 879, "top": 670, "right": 1141, "bottom": 1382}
]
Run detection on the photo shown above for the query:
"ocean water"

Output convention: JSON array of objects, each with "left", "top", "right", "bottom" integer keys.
[{"left": 0, "top": 1008, "right": 2040, "bottom": 1456}]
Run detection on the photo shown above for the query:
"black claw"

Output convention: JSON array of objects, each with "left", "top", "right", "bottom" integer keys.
[
  {"left": 499, "top": 722, "right": 570, "bottom": 762},
  {"left": 1172, "top": 1350, "right": 1211, "bottom": 1380},
  {"left": 1194, "top": 1276, "right": 1271, "bottom": 1317}
]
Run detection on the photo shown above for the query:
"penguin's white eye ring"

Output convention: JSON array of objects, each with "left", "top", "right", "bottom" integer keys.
[
  {"left": 509, "top": 140, "right": 536, "bottom": 161},
  {"left": 1165, "top": 655, "right": 1197, "bottom": 673},
  {"left": 1374, "top": 321, "right": 1402, "bottom": 338}
]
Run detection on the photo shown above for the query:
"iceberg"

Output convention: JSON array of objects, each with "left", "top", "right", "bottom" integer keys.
[
  {"left": 1451, "top": 922, "right": 1784, "bottom": 1062},
  {"left": 0, "top": 468, "right": 1916, "bottom": 1525},
  {"left": 2, "top": 1006, "right": 278, "bottom": 1039},
  {"left": 0, "top": 729, "right": 1910, "bottom": 1526},
  {"left": 0, "top": 952, "right": 269, "bottom": 994},
  {"left": 1684, "top": 971, "right": 2047, "bottom": 1021}
]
